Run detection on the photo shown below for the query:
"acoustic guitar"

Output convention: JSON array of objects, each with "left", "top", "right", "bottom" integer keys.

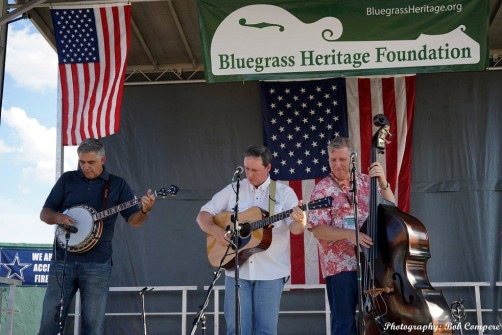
[{"left": 206, "top": 196, "right": 332, "bottom": 269}]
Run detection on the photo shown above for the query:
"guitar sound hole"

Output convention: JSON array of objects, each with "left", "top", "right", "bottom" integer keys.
[{"left": 239, "top": 223, "right": 251, "bottom": 239}]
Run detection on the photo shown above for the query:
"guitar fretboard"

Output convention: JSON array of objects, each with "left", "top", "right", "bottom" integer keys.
[
  {"left": 93, "top": 198, "right": 141, "bottom": 221},
  {"left": 250, "top": 203, "right": 308, "bottom": 231}
]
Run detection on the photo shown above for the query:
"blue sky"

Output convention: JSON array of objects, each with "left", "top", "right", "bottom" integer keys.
[{"left": 0, "top": 20, "right": 78, "bottom": 244}]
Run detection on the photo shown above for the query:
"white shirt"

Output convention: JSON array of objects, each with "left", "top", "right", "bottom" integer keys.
[{"left": 200, "top": 176, "right": 299, "bottom": 280}]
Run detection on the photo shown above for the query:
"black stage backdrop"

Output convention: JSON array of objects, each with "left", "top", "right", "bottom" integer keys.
[{"left": 91, "top": 71, "right": 501, "bottom": 334}]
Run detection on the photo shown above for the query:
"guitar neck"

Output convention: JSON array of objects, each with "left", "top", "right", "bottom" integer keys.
[
  {"left": 94, "top": 198, "right": 141, "bottom": 221},
  {"left": 250, "top": 203, "right": 308, "bottom": 231}
]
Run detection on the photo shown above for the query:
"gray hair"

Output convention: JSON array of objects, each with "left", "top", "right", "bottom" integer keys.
[
  {"left": 77, "top": 138, "right": 105, "bottom": 158},
  {"left": 327, "top": 137, "right": 353, "bottom": 153}
]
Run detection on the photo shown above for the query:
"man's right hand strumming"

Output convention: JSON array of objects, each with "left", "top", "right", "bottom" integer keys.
[{"left": 197, "top": 211, "right": 229, "bottom": 246}]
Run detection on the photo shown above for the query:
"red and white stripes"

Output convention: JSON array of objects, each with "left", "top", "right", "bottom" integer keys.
[{"left": 58, "top": 5, "right": 131, "bottom": 146}]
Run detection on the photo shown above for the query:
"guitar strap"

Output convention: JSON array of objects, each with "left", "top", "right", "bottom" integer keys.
[
  {"left": 268, "top": 180, "right": 290, "bottom": 282},
  {"left": 269, "top": 179, "right": 276, "bottom": 216}
]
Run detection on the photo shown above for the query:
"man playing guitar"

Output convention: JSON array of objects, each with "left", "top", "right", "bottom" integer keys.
[{"left": 197, "top": 145, "right": 306, "bottom": 335}]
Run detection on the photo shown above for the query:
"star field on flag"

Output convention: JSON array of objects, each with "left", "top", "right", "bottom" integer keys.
[
  {"left": 52, "top": 9, "right": 100, "bottom": 64},
  {"left": 261, "top": 78, "right": 349, "bottom": 180}
]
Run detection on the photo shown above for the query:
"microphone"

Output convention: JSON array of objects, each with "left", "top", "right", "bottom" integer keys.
[
  {"left": 57, "top": 223, "right": 78, "bottom": 234},
  {"left": 232, "top": 166, "right": 244, "bottom": 181},
  {"left": 350, "top": 152, "right": 357, "bottom": 174}
]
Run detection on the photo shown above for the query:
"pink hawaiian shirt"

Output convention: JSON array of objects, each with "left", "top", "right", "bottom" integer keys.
[{"left": 307, "top": 172, "right": 371, "bottom": 278}]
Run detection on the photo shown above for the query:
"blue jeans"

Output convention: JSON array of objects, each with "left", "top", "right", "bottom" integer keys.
[
  {"left": 325, "top": 271, "right": 357, "bottom": 335},
  {"left": 38, "top": 260, "right": 112, "bottom": 335},
  {"left": 224, "top": 275, "right": 286, "bottom": 335}
]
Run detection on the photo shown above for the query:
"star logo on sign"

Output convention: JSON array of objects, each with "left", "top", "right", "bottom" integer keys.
[{"left": 1, "top": 253, "right": 31, "bottom": 281}]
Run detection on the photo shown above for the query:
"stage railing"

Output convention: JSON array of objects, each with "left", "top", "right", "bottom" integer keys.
[
  {"left": 71, "top": 286, "right": 198, "bottom": 335},
  {"left": 203, "top": 283, "right": 330, "bottom": 335},
  {"left": 0, "top": 276, "right": 22, "bottom": 335},
  {"left": 206, "top": 282, "right": 495, "bottom": 335},
  {"left": 433, "top": 281, "right": 492, "bottom": 335},
  {"left": 66, "top": 281, "right": 498, "bottom": 335}
]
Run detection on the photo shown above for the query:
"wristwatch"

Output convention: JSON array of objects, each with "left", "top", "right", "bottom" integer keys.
[{"left": 380, "top": 182, "right": 390, "bottom": 190}]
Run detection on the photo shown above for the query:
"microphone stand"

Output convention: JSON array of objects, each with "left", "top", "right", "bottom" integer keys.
[
  {"left": 350, "top": 157, "right": 365, "bottom": 335},
  {"left": 192, "top": 168, "right": 241, "bottom": 335},
  {"left": 232, "top": 174, "right": 241, "bottom": 335},
  {"left": 56, "top": 231, "right": 71, "bottom": 335},
  {"left": 139, "top": 287, "right": 154, "bottom": 335},
  {"left": 190, "top": 268, "right": 222, "bottom": 335},
  {"left": 190, "top": 251, "right": 228, "bottom": 335}
]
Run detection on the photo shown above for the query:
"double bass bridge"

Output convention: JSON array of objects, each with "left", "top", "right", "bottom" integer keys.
[{"left": 365, "top": 286, "right": 395, "bottom": 296}]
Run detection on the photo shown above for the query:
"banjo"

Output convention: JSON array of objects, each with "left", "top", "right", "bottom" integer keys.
[{"left": 56, "top": 185, "right": 179, "bottom": 253}]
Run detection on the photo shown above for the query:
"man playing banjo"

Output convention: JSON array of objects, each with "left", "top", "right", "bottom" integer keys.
[{"left": 38, "top": 138, "right": 156, "bottom": 335}]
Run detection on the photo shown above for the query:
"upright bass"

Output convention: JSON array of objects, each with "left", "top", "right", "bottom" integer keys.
[{"left": 361, "top": 114, "right": 453, "bottom": 335}]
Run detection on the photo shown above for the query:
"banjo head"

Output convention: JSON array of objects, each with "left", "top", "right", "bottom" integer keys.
[{"left": 57, "top": 206, "right": 101, "bottom": 252}]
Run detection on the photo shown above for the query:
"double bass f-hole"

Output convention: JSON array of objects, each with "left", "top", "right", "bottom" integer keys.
[{"left": 392, "top": 273, "right": 414, "bottom": 304}]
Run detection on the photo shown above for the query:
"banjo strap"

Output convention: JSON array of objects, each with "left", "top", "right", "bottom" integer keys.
[
  {"left": 98, "top": 178, "right": 113, "bottom": 243},
  {"left": 101, "top": 177, "right": 111, "bottom": 212}
]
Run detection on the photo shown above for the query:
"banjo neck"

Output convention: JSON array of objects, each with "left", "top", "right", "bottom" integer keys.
[
  {"left": 90, "top": 185, "right": 180, "bottom": 222},
  {"left": 93, "top": 198, "right": 141, "bottom": 221},
  {"left": 58, "top": 185, "right": 179, "bottom": 254}
]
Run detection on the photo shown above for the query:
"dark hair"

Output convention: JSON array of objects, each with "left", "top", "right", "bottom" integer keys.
[
  {"left": 244, "top": 145, "right": 272, "bottom": 167},
  {"left": 327, "top": 137, "right": 352, "bottom": 152},
  {"left": 77, "top": 138, "right": 105, "bottom": 158}
]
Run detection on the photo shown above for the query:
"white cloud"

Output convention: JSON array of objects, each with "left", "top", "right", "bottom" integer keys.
[
  {"left": 0, "top": 24, "right": 77, "bottom": 245},
  {"left": 2, "top": 106, "right": 78, "bottom": 186},
  {"left": 0, "top": 139, "right": 15, "bottom": 154},
  {"left": 0, "top": 199, "right": 54, "bottom": 244},
  {"left": 3, "top": 106, "right": 56, "bottom": 184},
  {"left": 5, "top": 26, "right": 58, "bottom": 92}
]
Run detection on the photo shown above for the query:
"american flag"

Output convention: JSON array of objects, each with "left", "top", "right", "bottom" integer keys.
[
  {"left": 261, "top": 78, "right": 349, "bottom": 180},
  {"left": 261, "top": 76, "right": 416, "bottom": 284},
  {"left": 51, "top": 5, "right": 131, "bottom": 146}
]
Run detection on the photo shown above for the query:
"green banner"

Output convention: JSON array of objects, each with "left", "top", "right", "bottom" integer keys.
[{"left": 197, "top": 0, "right": 489, "bottom": 82}]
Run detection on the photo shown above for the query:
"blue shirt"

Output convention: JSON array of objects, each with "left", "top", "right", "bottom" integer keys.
[{"left": 44, "top": 167, "right": 139, "bottom": 263}]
